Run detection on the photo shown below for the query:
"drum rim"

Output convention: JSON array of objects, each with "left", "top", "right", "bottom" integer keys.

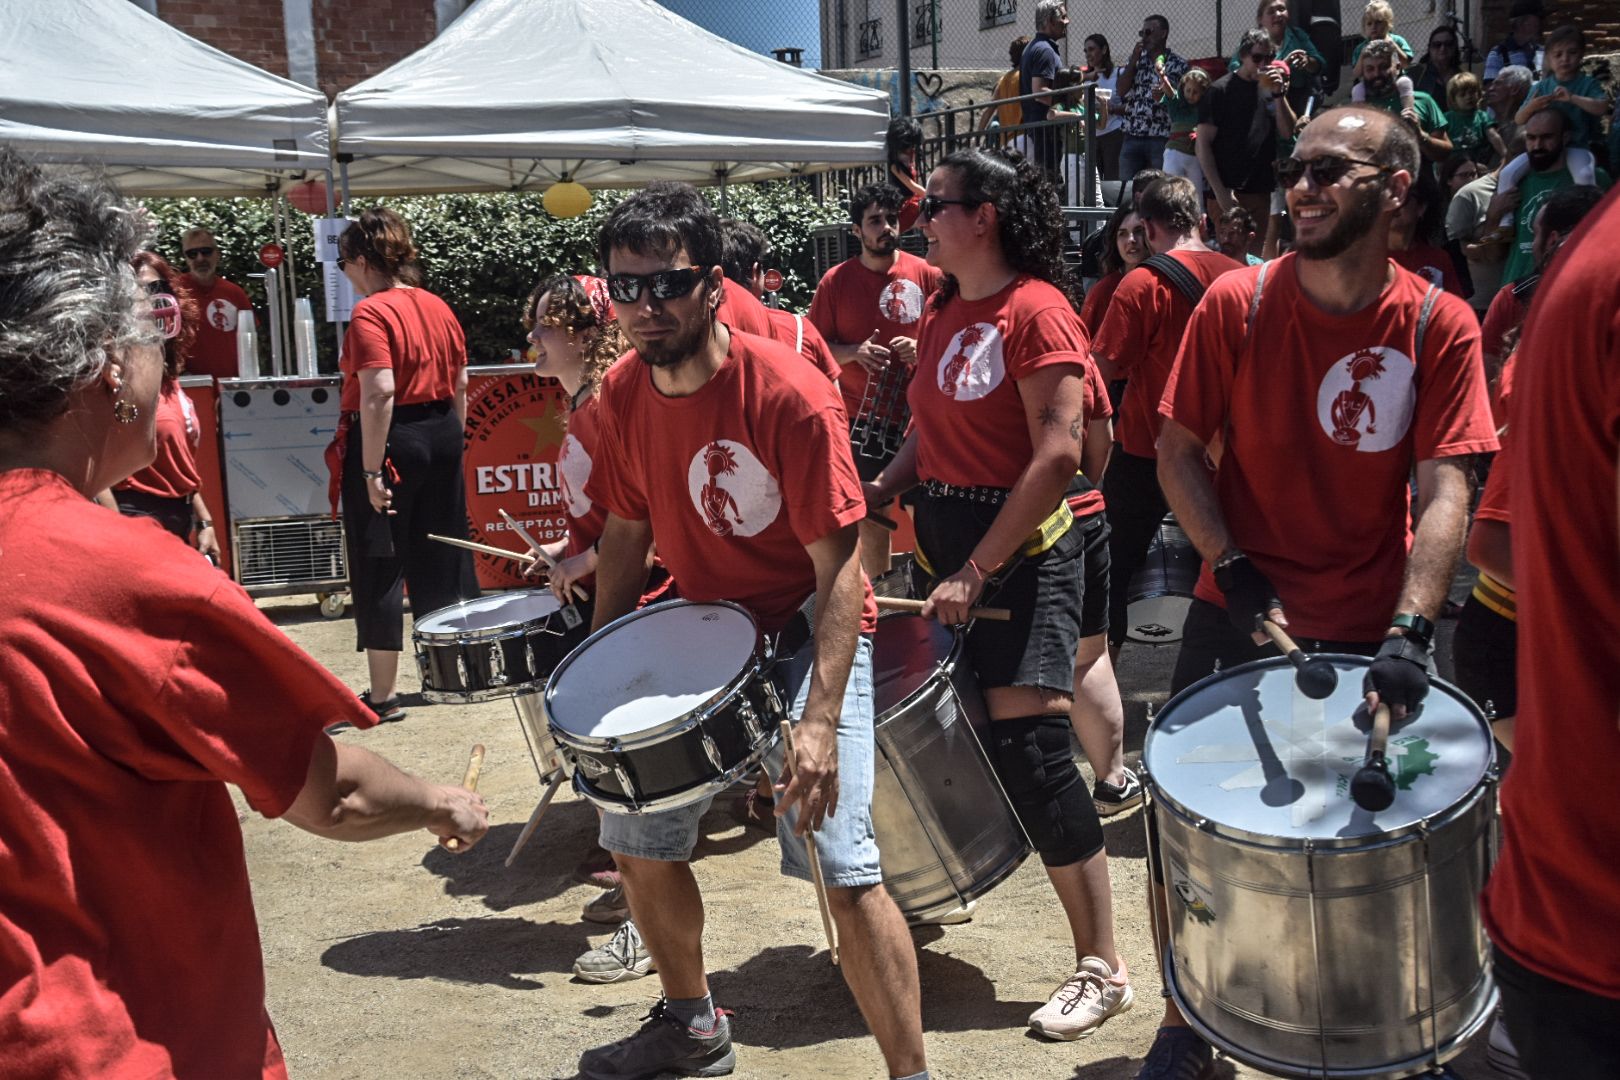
[
  {"left": 1142, "top": 653, "right": 1496, "bottom": 850},
  {"left": 872, "top": 612, "right": 966, "bottom": 723},
  {"left": 571, "top": 749, "right": 773, "bottom": 816},
  {"left": 543, "top": 598, "right": 766, "bottom": 748},
  {"left": 412, "top": 588, "right": 566, "bottom": 642}
]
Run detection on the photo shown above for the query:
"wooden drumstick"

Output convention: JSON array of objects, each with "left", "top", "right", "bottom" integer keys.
[
  {"left": 504, "top": 774, "right": 566, "bottom": 868},
  {"left": 1350, "top": 704, "right": 1397, "bottom": 813},
  {"left": 428, "top": 533, "right": 537, "bottom": 565},
  {"left": 874, "top": 596, "right": 1013, "bottom": 622},
  {"left": 444, "top": 744, "right": 485, "bottom": 853},
  {"left": 499, "top": 508, "right": 590, "bottom": 603},
  {"left": 778, "top": 720, "right": 839, "bottom": 967}
]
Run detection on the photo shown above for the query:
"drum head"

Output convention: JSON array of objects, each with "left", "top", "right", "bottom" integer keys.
[
  {"left": 1143, "top": 656, "right": 1492, "bottom": 843},
  {"left": 547, "top": 601, "right": 759, "bottom": 739},
  {"left": 872, "top": 613, "right": 955, "bottom": 716},
  {"left": 415, "top": 589, "right": 561, "bottom": 637}
]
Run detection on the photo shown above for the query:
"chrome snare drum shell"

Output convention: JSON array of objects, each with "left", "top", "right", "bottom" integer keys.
[{"left": 1142, "top": 655, "right": 1497, "bottom": 1080}]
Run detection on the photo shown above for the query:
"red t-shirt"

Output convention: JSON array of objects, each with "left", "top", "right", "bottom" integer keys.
[
  {"left": 178, "top": 274, "right": 252, "bottom": 379},
  {"left": 558, "top": 391, "right": 609, "bottom": 571},
  {"left": 1079, "top": 270, "right": 1124, "bottom": 338},
  {"left": 1391, "top": 244, "right": 1467, "bottom": 297},
  {"left": 1483, "top": 190, "right": 1620, "bottom": 999},
  {"left": 716, "top": 280, "right": 776, "bottom": 338},
  {"left": 1480, "top": 282, "right": 1528, "bottom": 428},
  {"left": 808, "top": 251, "right": 943, "bottom": 418},
  {"left": 1067, "top": 358, "right": 1113, "bottom": 517},
  {"left": 587, "top": 331, "right": 876, "bottom": 634},
  {"left": 1161, "top": 256, "right": 1499, "bottom": 641},
  {"left": 764, "top": 307, "right": 842, "bottom": 383},
  {"left": 0, "top": 469, "right": 373, "bottom": 1080},
  {"left": 116, "top": 378, "right": 203, "bottom": 499},
  {"left": 1092, "top": 249, "right": 1245, "bottom": 460},
  {"left": 910, "top": 276, "right": 1094, "bottom": 490},
  {"left": 339, "top": 288, "right": 466, "bottom": 413}
]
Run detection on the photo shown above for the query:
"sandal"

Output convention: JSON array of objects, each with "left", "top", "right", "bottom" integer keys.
[{"left": 328, "top": 690, "right": 407, "bottom": 733}]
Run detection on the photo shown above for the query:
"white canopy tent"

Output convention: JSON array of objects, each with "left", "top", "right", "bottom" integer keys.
[
  {"left": 333, "top": 0, "right": 889, "bottom": 195},
  {"left": 0, "top": 0, "right": 329, "bottom": 197}
]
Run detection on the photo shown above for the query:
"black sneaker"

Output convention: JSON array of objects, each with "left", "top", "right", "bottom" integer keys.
[
  {"left": 327, "top": 691, "right": 406, "bottom": 734},
  {"left": 578, "top": 999, "right": 735, "bottom": 1079},
  {"left": 1093, "top": 767, "right": 1144, "bottom": 817},
  {"left": 1135, "top": 1026, "right": 1214, "bottom": 1080}
]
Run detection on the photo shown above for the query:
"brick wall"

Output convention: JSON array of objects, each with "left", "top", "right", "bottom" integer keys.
[
  {"left": 1480, "top": 0, "right": 1620, "bottom": 56},
  {"left": 157, "top": 0, "right": 290, "bottom": 79}
]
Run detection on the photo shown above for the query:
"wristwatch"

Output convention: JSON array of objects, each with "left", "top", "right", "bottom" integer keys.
[
  {"left": 1389, "top": 612, "right": 1435, "bottom": 649},
  {"left": 362, "top": 469, "right": 383, "bottom": 480}
]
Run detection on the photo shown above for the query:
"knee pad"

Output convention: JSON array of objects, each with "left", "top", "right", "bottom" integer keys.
[{"left": 988, "top": 715, "right": 1105, "bottom": 867}]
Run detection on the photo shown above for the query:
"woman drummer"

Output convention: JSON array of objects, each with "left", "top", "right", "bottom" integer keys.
[{"left": 866, "top": 145, "right": 1133, "bottom": 1042}]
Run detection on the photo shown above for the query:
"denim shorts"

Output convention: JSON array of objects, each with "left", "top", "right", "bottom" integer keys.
[{"left": 599, "top": 635, "right": 883, "bottom": 888}]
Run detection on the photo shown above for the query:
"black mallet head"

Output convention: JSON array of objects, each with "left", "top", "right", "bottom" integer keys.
[
  {"left": 1350, "top": 753, "right": 1396, "bottom": 812},
  {"left": 1296, "top": 658, "right": 1338, "bottom": 700}
]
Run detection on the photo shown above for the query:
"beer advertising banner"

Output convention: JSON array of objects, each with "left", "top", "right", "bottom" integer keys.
[{"left": 462, "top": 366, "right": 570, "bottom": 589}]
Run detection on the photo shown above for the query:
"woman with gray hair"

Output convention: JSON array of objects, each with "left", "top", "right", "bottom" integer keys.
[{"left": 0, "top": 150, "right": 486, "bottom": 1077}]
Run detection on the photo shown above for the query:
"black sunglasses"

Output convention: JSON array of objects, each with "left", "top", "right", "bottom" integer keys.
[
  {"left": 1277, "top": 154, "right": 1393, "bottom": 188},
  {"left": 336, "top": 257, "right": 348, "bottom": 270},
  {"left": 1250, "top": 51, "right": 1277, "bottom": 63},
  {"left": 183, "top": 246, "right": 216, "bottom": 259},
  {"left": 605, "top": 266, "right": 711, "bottom": 304},
  {"left": 919, "top": 195, "right": 983, "bottom": 220}
]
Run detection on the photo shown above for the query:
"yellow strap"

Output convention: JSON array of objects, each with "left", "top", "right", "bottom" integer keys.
[
  {"left": 912, "top": 500, "right": 1074, "bottom": 576},
  {"left": 1470, "top": 571, "right": 1517, "bottom": 622}
]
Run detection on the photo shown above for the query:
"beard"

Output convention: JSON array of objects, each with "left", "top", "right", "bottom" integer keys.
[
  {"left": 1364, "top": 73, "right": 1394, "bottom": 98},
  {"left": 633, "top": 310, "right": 713, "bottom": 369},
  {"left": 1525, "top": 146, "right": 1559, "bottom": 171},
  {"left": 1294, "top": 183, "right": 1385, "bottom": 261},
  {"left": 862, "top": 232, "right": 897, "bottom": 257}
]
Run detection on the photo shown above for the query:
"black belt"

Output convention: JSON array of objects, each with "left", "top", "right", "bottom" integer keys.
[{"left": 919, "top": 479, "right": 1010, "bottom": 505}]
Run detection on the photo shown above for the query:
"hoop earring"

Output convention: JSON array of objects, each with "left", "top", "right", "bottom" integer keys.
[{"left": 113, "top": 399, "right": 141, "bottom": 424}]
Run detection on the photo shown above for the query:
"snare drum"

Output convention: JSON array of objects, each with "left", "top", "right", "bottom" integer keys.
[
  {"left": 870, "top": 613, "right": 1031, "bottom": 922},
  {"left": 1125, "top": 515, "right": 1200, "bottom": 644},
  {"left": 1143, "top": 656, "right": 1497, "bottom": 1079},
  {"left": 412, "top": 590, "right": 588, "bottom": 704},
  {"left": 544, "top": 600, "right": 789, "bottom": 814}
]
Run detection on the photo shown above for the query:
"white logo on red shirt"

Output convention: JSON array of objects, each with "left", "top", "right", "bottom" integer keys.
[
  {"left": 935, "top": 322, "right": 1005, "bottom": 401},
  {"left": 205, "top": 298, "right": 239, "bottom": 333},
  {"left": 879, "top": 279, "right": 925, "bottom": 325},
  {"left": 1315, "top": 346, "right": 1416, "bottom": 452},
  {"left": 686, "top": 439, "right": 782, "bottom": 538},
  {"left": 557, "top": 433, "right": 592, "bottom": 517}
]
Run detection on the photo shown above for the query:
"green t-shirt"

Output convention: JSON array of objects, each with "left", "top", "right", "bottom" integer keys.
[
  {"left": 1228, "top": 25, "right": 1323, "bottom": 72},
  {"left": 1527, "top": 74, "right": 1607, "bottom": 149},
  {"left": 1166, "top": 92, "right": 1199, "bottom": 154},
  {"left": 1365, "top": 88, "right": 1446, "bottom": 134},
  {"left": 1503, "top": 164, "right": 1614, "bottom": 282},
  {"left": 1445, "top": 108, "right": 1494, "bottom": 160}
]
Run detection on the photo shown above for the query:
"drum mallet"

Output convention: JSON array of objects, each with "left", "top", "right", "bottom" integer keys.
[
  {"left": 1261, "top": 619, "right": 1338, "bottom": 700},
  {"left": 444, "top": 744, "right": 486, "bottom": 853},
  {"left": 875, "top": 596, "right": 1012, "bottom": 622},
  {"left": 778, "top": 720, "right": 840, "bottom": 967},
  {"left": 1350, "top": 703, "right": 1397, "bottom": 813}
]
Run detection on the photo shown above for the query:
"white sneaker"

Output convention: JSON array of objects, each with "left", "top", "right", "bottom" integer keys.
[
  {"left": 1028, "top": 956, "right": 1133, "bottom": 1041},
  {"left": 908, "top": 899, "right": 977, "bottom": 927},
  {"left": 572, "top": 919, "right": 655, "bottom": 984}
]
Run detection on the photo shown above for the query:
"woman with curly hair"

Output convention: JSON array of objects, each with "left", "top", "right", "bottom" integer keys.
[
  {"left": 96, "top": 251, "right": 220, "bottom": 563},
  {"left": 864, "top": 146, "right": 1132, "bottom": 1042}
]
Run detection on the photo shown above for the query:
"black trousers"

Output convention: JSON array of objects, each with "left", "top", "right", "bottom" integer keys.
[
  {"left": 1101, "top": 448, "right": 1169, "bottom": 646},
  {"left": 115, "top": 489, "right": 193, "bottom": 542},
  {"left": 1496, "top": 946, "right": 1620, "bottom": 1080},
  {"left": 342, "top": 401, "right": 479, "bottom": 652}
]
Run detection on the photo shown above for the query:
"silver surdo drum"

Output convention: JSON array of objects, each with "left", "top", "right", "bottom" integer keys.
[
  {"left": 1142, "top": 656, "right": 1497, "bottom": 1080},
  {"left": 544, "top": 600, "right": 788, "bottom": 814},
  {"left": 870, "top": 611, "right": 1032, "bottom": 922},
  {"left": 1124, "top": 515, "right": 1200, "bottom": 644},
  {"left": 412, "top": 589, "right": 587, "bottom": 703}
]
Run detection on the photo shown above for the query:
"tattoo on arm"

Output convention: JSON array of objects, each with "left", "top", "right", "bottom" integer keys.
[
  {"left": 1069, "top": 416, "right": 1083, "bottom": 443},
  {"left": 1038, "top": 404, "right": 1061, "bottom": 428}
]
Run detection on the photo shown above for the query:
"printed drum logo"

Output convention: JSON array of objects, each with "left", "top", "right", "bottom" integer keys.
[
  {"left": 936, "top": 322, "right": 1005, "bottom": 401},
  {"left": 462, "top": 371, "right": 571, "bottom": 588},
  {"left": 1315, "top": 346, "right": 1415, "bottom": 452},
  {"left": 686, "top": 439, "right": 782, "bottom": 538},
  {"left": 206, "top": 297, "right": 239, "bottom": 333},
  {"left": 879, "top": 279, "right": 925, "bottom": 325}
]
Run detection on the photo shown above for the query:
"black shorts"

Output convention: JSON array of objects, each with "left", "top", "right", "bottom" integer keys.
[
  {"left": 1100, "top": 449, "right": 1169, "bottom": 646},
  {"left": 911, "top": 492, "right": 1086, "bottom": 694},
  {"left": 1075, "top": 511, "right": 1111, "bottom": 640},
  {"left": 1495, "top": 946, "right": 1620, "bottom": 1080},
  {"left": 1450, "top": 594, "right": 1517, "bottom": 720}
]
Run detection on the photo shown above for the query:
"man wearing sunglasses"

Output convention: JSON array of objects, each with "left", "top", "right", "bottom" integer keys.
[
  {"left": 577, "top": 182, "right": 928, "bottom": 1080},
  {"left": 176, "top": 227, "right": 252, "bottom": 380},
  {"left": 1141, "top": 108, "right": 1498, "bottom": 1076},
  {"left": 1197, "top": 29, "right": 1281, "bottom": 234}
]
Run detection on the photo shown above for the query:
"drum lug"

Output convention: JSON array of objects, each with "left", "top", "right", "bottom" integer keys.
[
  {"left": 613, "top": 764, "right": 636, "bottom": 808},
  {"left": 456, "top": 653, "right": 470, "bottom": 688},
  {"left": 489, "top": 645, "right": 508, "bottom": 686},
  {"left": 416, "top": 651, "right": 431, "bottom": 681},
  {"left": 739, "top": 699, "right": 762, "bottom": 744},
  {"left": 702, "top": 731, "right": 723, "bottom": 772},
  {"left": 526, "top": 641, "right": 538, "bottom": 678}
]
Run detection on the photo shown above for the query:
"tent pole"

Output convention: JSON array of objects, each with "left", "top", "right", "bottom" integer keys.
[
  {"left": 325, "top": 169, "right": 344, "bottom": 356},
  {"left": 718, "top": 167, "right": 730, "bottom": 214}
]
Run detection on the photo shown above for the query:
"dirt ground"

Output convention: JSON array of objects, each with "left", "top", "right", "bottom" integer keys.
[{"left": 243, "top": 587, "right": 1495, "bottom": 1080}]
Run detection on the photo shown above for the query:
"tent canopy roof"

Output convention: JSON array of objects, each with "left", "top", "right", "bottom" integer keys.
[
  {"left": 0, "top": 0, "right": 328, "bottom": 197},
  {"left": 334, "top": 0, "right": 888, "bottom": 194}
]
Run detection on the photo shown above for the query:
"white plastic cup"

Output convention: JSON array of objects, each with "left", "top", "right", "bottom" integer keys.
[
  {"left": 236, "top": 310, "right": 259, "bottom": 379},
  {"left": 293, "top": 298, "right": 317, "bottom": 378}
]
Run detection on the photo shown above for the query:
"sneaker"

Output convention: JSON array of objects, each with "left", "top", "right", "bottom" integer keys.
[
  {"left": 908, "top": 899, "right": 977, "bottom": 926},
  {"left": 1487, "top": 1015, "right": 1529, "bottom": 1080},
  {"left": 583, "top": 884, "right": 632, "bottom": 925},
  {"left": 1028, "top": 956, "right": 1134, "bottom": 1041},
  {"left": 1094, "top": 767, "right": 1145, "bottom": 817},
  {"left": 1134, "top": 1026, "right": 1214, "bottom": 1080},
  {"left": 573, "top": 919, "right": 655, "bottom": 984},
  {"left": 577, "top": 998, "right": 735, "bottom": 1078},
  {"left": 574, "top": 846, "right": 622, "bottom": 890}
]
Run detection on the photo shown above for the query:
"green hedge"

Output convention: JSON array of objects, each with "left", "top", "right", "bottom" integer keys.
[{"left": 142, "top": 181, "right": 848, "bottom": 370}]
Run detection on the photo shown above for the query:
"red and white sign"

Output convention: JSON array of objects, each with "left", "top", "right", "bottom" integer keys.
[
  {"left": 762, "top": 268, "right": 784, "bottom": 293},
  {"left": 258, "top": 243, "right": 285, "bottom": 268}
]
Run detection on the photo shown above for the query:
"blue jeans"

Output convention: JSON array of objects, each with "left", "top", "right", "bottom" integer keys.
[
  {"left": 599, "top": 635, "right": 882, "bottom": 888},
  {"left": 1119, "top": 135, "right": 1167, "bottom": 187}
]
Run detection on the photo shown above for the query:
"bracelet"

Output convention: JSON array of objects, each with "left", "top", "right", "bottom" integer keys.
[
  {"left": 965, "top": 557, "right": 991, "bottom": 581},
  {"left": 362, "top": 469, "right": 383, "bottom": 480},
  {"left": 1212, "top": 549, "right": 1245, "bottom": 572},
  {"left": 197, "top": 520, "right": 214, "bottom": 529}
]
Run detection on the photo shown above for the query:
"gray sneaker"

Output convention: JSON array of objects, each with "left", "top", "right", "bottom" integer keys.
[
  {"left": 583, "top": 883, "right": 632, "bottom": 924},
  {"left": 1094, "top": 767, "right": 1144, "bottom": 817},
  {"left": 578, "top": 998, "right": 736, "bottom": 1079},
  {"left": 573, "top": 919, "right": 655, "bottom": 984}
]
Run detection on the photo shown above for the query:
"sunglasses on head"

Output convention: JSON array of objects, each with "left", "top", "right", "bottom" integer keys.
[
  {"left": 149, "top": 292, "right": 182, "bottom": 341},
  {"left": 183, "top": 246, "right": 216, "bottom": 259},
  {"left": 918, "top": 195, "right": 984, "bottom": 220},
  {"left": 605, "top": 265, "right": 711, "bottom": 304},
  {"left": 1277, "top": 154, "right": 1393, "bottom": 188}
]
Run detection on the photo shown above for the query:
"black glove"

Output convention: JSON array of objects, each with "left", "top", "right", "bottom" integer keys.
[
  {"left": 1213, "top": 554, "right": 1281, "bottom": 636},
  {"left": 1363, "top": 634, "right": 1432, "bottom": 711}
]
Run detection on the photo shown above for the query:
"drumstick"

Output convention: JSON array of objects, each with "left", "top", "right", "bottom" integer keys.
[
  {"left": 864, "top": 509, "right": 898, "bottom": 531},
  {"left": 1261, "top": 619, "right": 1338, "bottom": 700},
  {"left": 874, "top": 596, "right": 1013, "bottom": 622},
  {"left": 428, "top": 533, "right": 537, "bottom": 565},
  {"left": 504, "top": 774, "right": 566, "bottom": 868},
  {"left": 1350, "top": 704, "right": 1396, "bottom": 813},
  {"left": 444, "top": 744, "right": 486, "bottom": 853},
  {"left": 778, "top": 720, "right": 839, "bottom": 967},
  {"left": 499, "top": 509, "right": 590, "bottom": 603}
]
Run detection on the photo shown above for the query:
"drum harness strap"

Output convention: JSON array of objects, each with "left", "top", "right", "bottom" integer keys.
[{"left": 911, "top": 497, "right": 1074, "bottom": 590}]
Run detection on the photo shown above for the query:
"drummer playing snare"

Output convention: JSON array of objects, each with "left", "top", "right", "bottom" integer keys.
[
  {"left": 1142, "top": 105, "right": 1498, "bottom": 1079},
  {"left": 578, "top": 182, "right": 928, "bottom": 1080}
]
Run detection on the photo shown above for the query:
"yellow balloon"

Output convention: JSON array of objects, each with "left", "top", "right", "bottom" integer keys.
[{"left": 543, "top": 180, "right": 592, "bottom": 219}]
